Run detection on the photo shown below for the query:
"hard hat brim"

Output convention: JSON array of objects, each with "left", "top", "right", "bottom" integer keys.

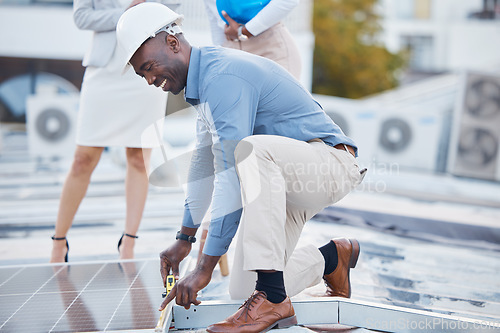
[{"left": 106, "top": 41, "right": 134, "bottom": 75}]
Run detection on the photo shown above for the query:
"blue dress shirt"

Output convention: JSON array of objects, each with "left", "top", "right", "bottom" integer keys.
[{"left": 182, "top": 47, "right": 357, "bottom": 256}]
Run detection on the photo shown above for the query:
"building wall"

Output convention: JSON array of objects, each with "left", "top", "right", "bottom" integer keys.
[
  {"left": 379, "top": 0, "right": 500, "bottom": 72},
  {"left": 0, "top": 5, "right": 91, "bottom": 60}
]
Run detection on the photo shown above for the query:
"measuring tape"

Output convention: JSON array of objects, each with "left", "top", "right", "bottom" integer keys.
[{"left": 155, "top": 275, "right": 176, "bottom": 332}]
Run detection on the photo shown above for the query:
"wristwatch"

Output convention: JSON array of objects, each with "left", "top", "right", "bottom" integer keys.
[
  {"left": 176, "top": 231, "right": 196, "bottom": 243},
  {"left": 237, "top": 25, "right": 248, "bottom": 41}
]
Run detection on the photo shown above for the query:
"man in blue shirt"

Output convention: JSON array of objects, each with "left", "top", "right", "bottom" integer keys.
[{"left": 116, "top": 3, "right": 365, "bottom": 332}]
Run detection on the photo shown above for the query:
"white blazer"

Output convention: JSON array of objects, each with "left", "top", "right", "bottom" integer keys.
[{"left": 74, "top": 0, "right": 179, "bottom": 68}]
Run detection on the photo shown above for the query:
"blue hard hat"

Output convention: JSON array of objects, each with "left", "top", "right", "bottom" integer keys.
[{"left": 216, "top": 0, "right": 271, "bottom": 25}]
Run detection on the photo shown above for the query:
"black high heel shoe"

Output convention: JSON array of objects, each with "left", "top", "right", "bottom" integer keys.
[
  {"left": 117, "top": 233, "right": 138, "bottom": 253},
  {"left": 52, "top": 235, "right": 69, "bottom": 262}
]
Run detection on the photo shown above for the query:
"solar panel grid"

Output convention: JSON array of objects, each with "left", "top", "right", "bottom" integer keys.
[
  {"left": 0, "top": 260, "right": 165, "bottom": 333},
  {"left": 0, "top": 267, "right": 23, "bottom": 287}
]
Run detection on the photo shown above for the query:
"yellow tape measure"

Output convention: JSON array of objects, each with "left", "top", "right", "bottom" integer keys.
[
  {"left": 162, "top": 275, "right": 175, "bottom": 298},
  {"left": 166, "top": 275, "right": 175, "bottom": 293},
  {"left": 156, "top": 275, "right": 176, "bottom": 332}
]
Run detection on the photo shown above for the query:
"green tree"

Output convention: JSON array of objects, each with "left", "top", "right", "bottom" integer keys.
[{"left": 312, "top": 0, "right": 406, "bottom": 98}]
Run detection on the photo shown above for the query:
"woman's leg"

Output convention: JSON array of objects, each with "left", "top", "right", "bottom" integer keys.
[
  {"left": 50, "top": 145, "right": 105, "bottom": 262},
  {"left": 119, "top": 148, "right": 151, "bottom": 259}
]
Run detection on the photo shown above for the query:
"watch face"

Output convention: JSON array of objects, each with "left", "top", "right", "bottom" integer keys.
[{"left": 238, "top": 26, "right": 248, "bottom": 41}]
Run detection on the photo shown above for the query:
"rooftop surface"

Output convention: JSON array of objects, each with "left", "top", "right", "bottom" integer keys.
[{"left": 0, "top": 127, "right": 499, "bottom": 332}]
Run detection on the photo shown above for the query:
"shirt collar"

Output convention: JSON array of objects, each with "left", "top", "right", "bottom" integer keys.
[{"left": 184, "top": 47, "right": 201, "bottom": 105}]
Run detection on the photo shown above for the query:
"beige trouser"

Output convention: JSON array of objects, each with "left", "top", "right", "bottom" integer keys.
[
  {"left": 223, "top": 22, "right": 302, "bottom": 81},
  {"left": 228, "top": 135, "right": 364, "bottom": 299}
]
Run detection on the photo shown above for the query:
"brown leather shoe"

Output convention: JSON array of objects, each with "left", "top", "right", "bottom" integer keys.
[
  {"left": 323, "top": 238, "right": 360, "bottom": 298},
  {"left": 206, "top": 291, "right": 297, "bottom": 333}
]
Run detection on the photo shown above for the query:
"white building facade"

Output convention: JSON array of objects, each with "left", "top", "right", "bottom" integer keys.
[{"left": 379, "top": 0, "right": 500, "bottom": 73}]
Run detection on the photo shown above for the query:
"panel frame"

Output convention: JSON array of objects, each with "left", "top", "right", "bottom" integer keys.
[{"left": 173, "top": 297, "right": 500, "bottom": 332}]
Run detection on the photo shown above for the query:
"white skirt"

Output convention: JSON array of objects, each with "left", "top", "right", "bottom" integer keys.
[{"left": 76, "top": 61, "right": 167, "bottom": 148}]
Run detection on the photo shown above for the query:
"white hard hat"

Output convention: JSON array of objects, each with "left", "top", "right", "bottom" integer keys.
[{"left": 115, "top": 2, "right": 183, "bottom": 73}]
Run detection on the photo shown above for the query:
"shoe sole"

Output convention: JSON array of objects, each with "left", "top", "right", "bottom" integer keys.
[
  {"left": 262, "top": 315, "right": 298, "bottom": 332},
  {"left": 348, "top": 239, "right": 360, "bottom": 268},
  {"left": 346, "top": 239, "right": 360, "bottom": 298}
]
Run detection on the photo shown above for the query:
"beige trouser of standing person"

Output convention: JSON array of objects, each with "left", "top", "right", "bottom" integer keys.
[
  {"left": 228, "top": 135, "right": 363, "bottom": 299},
  {"left": 224, "top": 22, "right": 302, "bottom": 81},
  {"left": 50, "top": 145, "right": 152, "bottom": 262}
]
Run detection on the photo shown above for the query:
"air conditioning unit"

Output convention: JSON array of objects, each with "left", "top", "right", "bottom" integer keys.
[
  {"left": 26, "top": 92, "right": 79, "bottom": 160},
  {"left": 374, "top": 108, "right": 446, "bottom": 172},
  {"left": 448, "top": 71, "right": 500, "bottom": 181},
  {"left": 313, "top": 94, "right": 378, "bottom": 166}
]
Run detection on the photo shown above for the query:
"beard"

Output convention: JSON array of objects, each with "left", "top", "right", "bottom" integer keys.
[{"left": 165, "top": 57, "right": 187, "bottom": 95}]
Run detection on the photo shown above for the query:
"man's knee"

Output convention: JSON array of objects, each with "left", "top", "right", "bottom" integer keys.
[
  {"left": 234, "top": 136, "right": 271, "bottom": 165},
  {"left": 234, "top": 137, "right": 255, "bottom": 165}
]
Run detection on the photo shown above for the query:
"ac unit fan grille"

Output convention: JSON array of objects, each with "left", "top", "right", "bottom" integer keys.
[
  {"left": 35, "top": 108, "right": 71, "bottom": 142},
  {"left": 379, "top": 118, "right": 412, "bottom": 153},
  {"left": 465, "top": 78, "right": 500, "bottom": 119},
  {"left": 457, "top": 127, "right": 498, "bottom": 167}
]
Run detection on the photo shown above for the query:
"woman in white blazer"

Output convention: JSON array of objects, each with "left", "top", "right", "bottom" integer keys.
[{"left": 50, "top": 0, "right": 173, "bottom": 262}]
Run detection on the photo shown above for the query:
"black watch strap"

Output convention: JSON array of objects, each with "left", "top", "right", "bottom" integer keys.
[{"left": 176, "top": 231, "right": 196, "bottom": 243}]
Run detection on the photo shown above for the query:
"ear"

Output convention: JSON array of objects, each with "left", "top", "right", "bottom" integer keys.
[{"left": 165, "top": 34, "right": 181, "bottom": 53}]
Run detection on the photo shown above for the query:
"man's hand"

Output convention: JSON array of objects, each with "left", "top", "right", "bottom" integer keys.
[
  {"left": 159, "top": 240, "right": 192, "bottom": 287},
  {"left": 159, "top": 253, "right": 221, "bottom": 310},
  {"left": 222, "top": 11, "right": 239, "bottom": 41}
]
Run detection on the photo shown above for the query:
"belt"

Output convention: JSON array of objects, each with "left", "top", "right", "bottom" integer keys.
[{"left": 308, "top": 138, "right": 356, "bottom": 158}]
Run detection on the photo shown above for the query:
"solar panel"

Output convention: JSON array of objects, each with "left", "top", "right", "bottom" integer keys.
[{"left": 0, "top": 259, "right": 166, "bottom": 333}]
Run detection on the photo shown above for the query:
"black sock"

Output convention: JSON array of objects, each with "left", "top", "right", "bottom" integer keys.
[
  {"left": 319, "top": 240, "right": 338, "bottom": 275},
  {"left": 255, "top": 271, "right": 286, "bottom": 304}
]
